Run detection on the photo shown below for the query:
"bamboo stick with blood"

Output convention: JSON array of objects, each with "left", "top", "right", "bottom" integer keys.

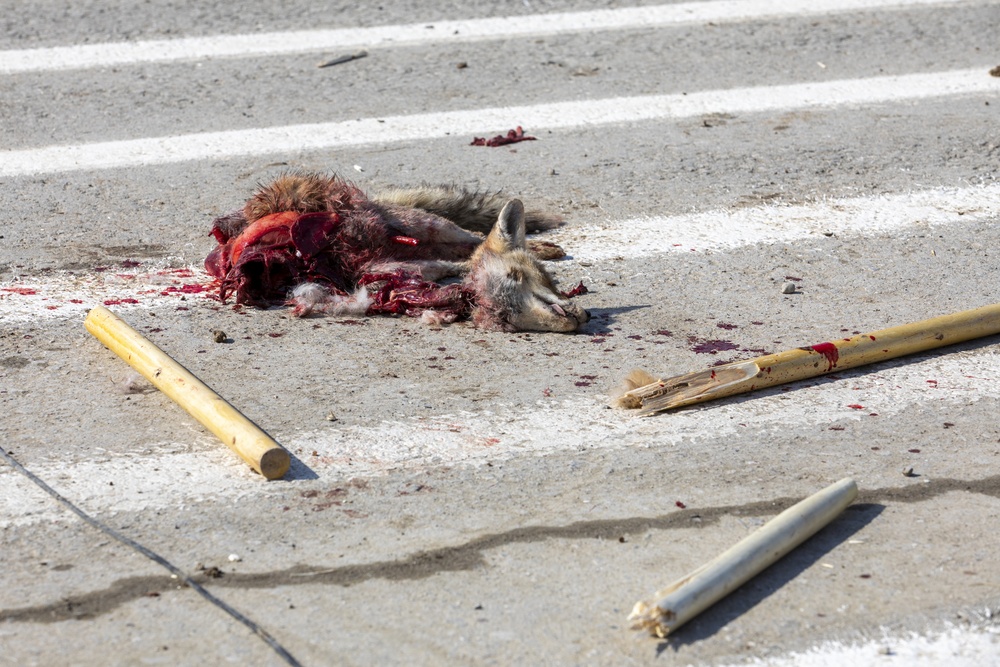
[{"left": 617, "top": 302, "right": 1000, "bottom": 416}]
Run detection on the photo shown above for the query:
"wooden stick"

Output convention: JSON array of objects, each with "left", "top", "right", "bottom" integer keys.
[
  {"left": 617, "top": 302, "right": 1000, "bottom": 415},
  {"left": 629, "top": 478, "right": 858, "bottom": 638},
  {"left": 84, "top": 306, "right": 290, "bottom": 480}
]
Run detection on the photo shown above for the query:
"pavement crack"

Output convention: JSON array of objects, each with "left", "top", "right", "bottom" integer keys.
[{"left": 4, "top": 474, "right": 998, "bottom": 624}]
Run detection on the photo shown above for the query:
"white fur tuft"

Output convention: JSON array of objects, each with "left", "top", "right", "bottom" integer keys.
[
  {"left": 419, "top": 310, "right": 458, "bottom": 326},
  {"left": 288, "top": 283, "right": 372, "bottom": 317}
]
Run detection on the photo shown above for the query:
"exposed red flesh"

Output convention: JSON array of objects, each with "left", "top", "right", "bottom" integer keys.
[
  {"left": 229, "top": 211, "right": 300, "bottom": 266},
  {"left": 561, "top": 281, "right": 588, "bottom": 298},
  {"left": 359, "top": 270, "right": 474, "bottom": 318},
  {"left": 470, "top": 126, "right": 537, "bottom": 147}
]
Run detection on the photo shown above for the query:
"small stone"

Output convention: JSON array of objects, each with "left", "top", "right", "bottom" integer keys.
[
  {"left": 781, "top": 282, "right": 796, "bottom": 294},
  {"left": 456, "top": 61, "right": 468, "bottom": 69},
  {"left": 902, "top": 466, "right": 915, "bottom": 477},
  {"left": 325, "top": 412, "right": 338, "bottom": 422},
  {"left": 228, "top": 554, "right": 241, "bottom": 562},
  {"left": 212, "top": 330, "right": 227, "bottom": 343}
]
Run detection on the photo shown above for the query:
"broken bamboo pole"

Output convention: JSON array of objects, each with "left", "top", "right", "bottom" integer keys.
[
  {"left": 629, "top": 478, "right": 858, "bottom": 638},
  {"left": 617, "top": 302, "right": 1000, "bottom": 416},
  {"left": 84, "top": 305, "right": 290, "bottom": 480}
]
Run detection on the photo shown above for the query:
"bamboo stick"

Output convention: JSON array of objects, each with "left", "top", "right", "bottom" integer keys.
[
  {"left": 617, "top": 302, "right": 1000, "bottom": 415},
  {"left": 84, "top": 306, "right": 290, "bottom": 480},
  {"left": 629, "top": 478, "right": 858, "bottom": 638}
]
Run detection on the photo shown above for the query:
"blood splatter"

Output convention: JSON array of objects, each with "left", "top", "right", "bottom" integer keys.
[
  {"left": 103, "top": 298, "right": 139, "bottom": 305},
  {"left": 158, "top": 268, "right": 196, "bottom": 278},
  {"left": 847, "top": 404, "right": 865, "bottom": 410},
  {"left": 2, "top": 287, "right": 37, "bottom": 295},
  {"left": 675, "top": 501, "right": 687, "bottom": 509},
  {"left": 161, "top": 283, "right": 210, "bottom": 295},
  {"left": 690, "top": 339, "right": 740, "bottom": 354},
  {"left": 811, "top": 342, "right": 839, "bottom": 371},
  {"left": 716, "top": 322, "right": 738, "bottom": 330}
]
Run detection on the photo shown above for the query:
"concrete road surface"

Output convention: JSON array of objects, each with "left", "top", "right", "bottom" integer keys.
[{"left": 2, "top": 0, "right": 999, "bottom": 665}]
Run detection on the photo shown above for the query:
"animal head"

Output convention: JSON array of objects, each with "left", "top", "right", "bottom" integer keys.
[{"left": 466, "top": 200, "right": 590, "bottom": 333}]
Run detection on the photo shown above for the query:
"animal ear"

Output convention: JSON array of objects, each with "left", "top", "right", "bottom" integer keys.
[{"left": 492, "top": 199, "right": 527, "bottom": 250}]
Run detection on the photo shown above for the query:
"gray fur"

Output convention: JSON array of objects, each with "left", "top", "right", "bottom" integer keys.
[{"left": 374, "top": 185, "right": 560, "bottom": 234}]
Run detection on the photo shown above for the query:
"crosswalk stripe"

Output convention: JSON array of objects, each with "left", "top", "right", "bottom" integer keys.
[
  {"left": 2, "top": 182, "right": 997, "bottom": 322},
  {"left": 2, "top": 68, "right": 996, "bottom": 178},
  {"left": 0, "top": 0, "right": 965, "bottom": 74},
  {"left": 3, "top": 349, "right": 996, "bottom": 525}
]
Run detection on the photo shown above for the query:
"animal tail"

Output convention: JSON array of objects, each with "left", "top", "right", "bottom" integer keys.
[{"left": 374, "top": 186, "right": 561, "bottom": 234}]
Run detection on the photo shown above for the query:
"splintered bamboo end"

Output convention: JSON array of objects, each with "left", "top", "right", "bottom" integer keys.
[
  {"left": 612, "top": 369, "right": 661, "bottom": 409},
  {"left": 628, "top": 600, "right": 672, "bottom": 637},
  {"left": 616, "top": 362, "right": 758, "bottom": 415}
]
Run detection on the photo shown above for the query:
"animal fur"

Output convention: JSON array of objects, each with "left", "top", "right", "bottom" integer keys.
[{"left": 205, "top": 172, "right": 589, "bottom": 333}]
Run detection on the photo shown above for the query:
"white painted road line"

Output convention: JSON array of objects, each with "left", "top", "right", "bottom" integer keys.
[
  {"left": 2, "top": 349, "right": 997, "bottom": 524},
  {"left": 0, "top": 0, "right": 967, "bottom": 74},
  {"left": 554, "top": 183, "right": 1000, "bottom": 261},
  {"left": 725, "top": 624, "right": 1000, "bottom": 667},
  {"left": 2, "top": 69, "right": 997, "bottom": 178},
  {"left": 2, "top": 183, "right": 998, "bottom": 322}
]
